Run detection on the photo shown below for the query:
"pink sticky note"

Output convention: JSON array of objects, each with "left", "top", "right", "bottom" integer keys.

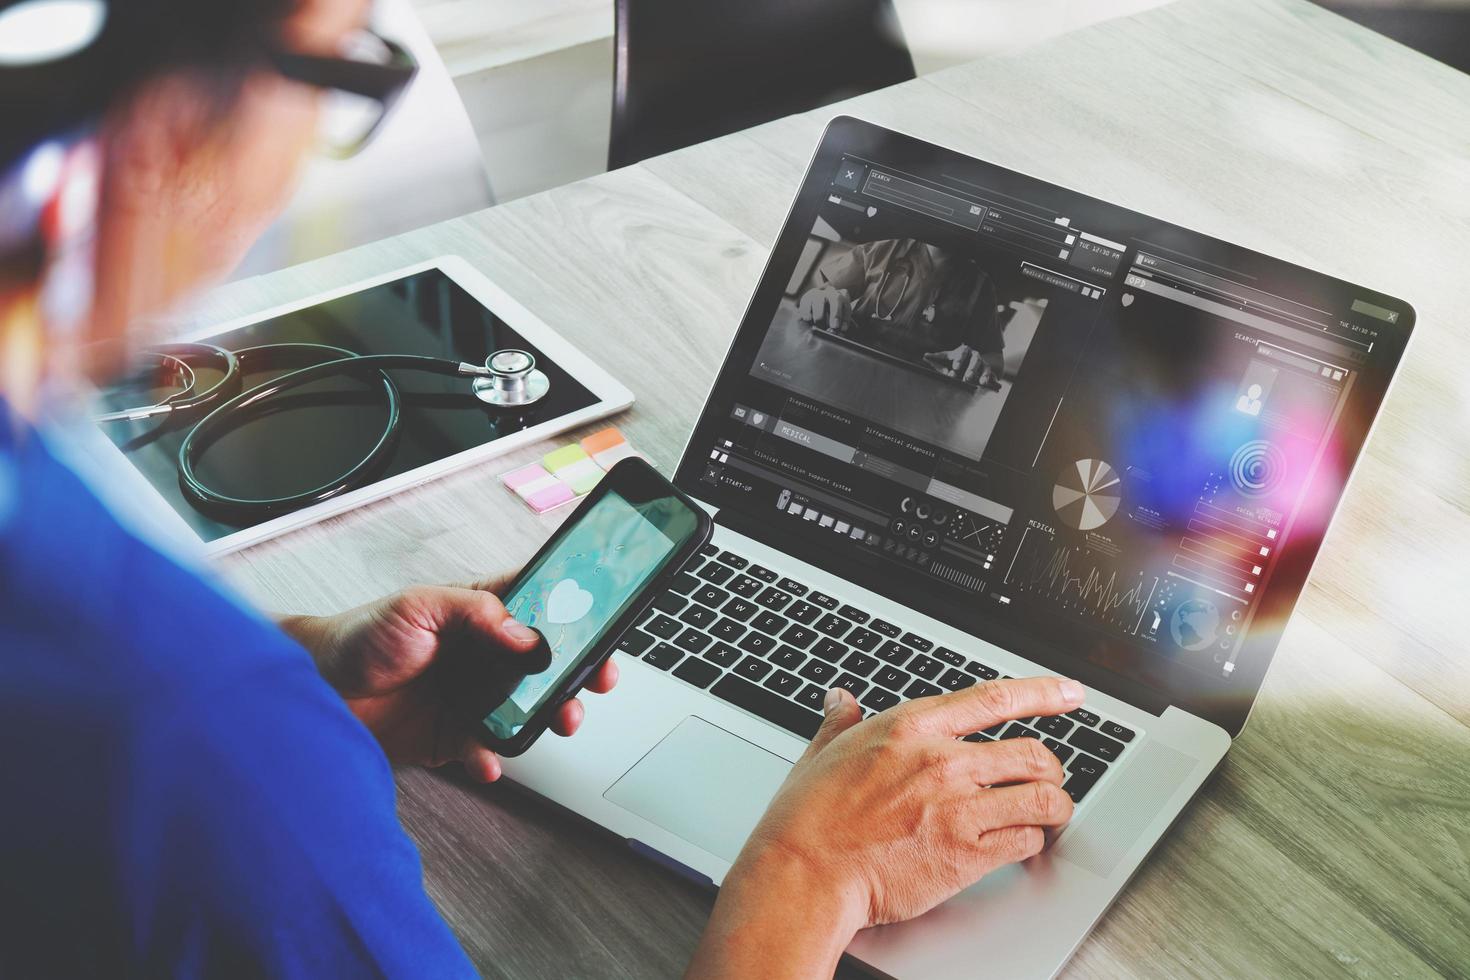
[
  {"left": 525, "top": 482, "right": 576, "bottom": 513},
  {"left": 502, "top": 462, "right": 550, "bottom": 490}
]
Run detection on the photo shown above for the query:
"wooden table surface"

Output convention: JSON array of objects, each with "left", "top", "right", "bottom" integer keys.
[{"left": 196, "top": 0, "right": 1470, "bottom": 975}]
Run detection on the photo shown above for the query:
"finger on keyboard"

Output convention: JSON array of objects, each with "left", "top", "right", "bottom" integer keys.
[{"left": 905, "top": 677, "right": 1086, "bottom": 737}]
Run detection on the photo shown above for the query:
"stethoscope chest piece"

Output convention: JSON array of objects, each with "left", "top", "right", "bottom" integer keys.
[{"left": 472, "top": 348, "right": 550, "bottom": 408}]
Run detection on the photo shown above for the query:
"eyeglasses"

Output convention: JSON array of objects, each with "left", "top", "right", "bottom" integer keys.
[{"left": 270, "top": 29, "right": 418, "bottom": 160}]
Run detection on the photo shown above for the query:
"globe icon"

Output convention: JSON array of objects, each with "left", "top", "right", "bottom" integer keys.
[{"left": 1169, "top": 599, "right": 1220, "bottom": 652}]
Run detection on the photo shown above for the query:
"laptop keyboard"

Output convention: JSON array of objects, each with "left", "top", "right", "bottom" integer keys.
[{"left": 617, "top": 544, "right": 1140, "bottom": 805}]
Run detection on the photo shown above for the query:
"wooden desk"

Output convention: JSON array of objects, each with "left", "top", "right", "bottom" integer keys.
[{"left": 199, "top": 0, "right": 1470, "bottom": 974}]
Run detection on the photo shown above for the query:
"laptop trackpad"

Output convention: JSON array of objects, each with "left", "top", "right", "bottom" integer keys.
[{"left": 604, "top": 716, "right": 794, "bottom": 863}]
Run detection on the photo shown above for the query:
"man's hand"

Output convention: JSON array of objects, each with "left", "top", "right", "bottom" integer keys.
[
  {"left": 686, "top": 677, "right": 1083, "bottom": 979},
  {"left": 798, "top": 285, "right": 854, "bottom": 333},
  {"left": 280, "top": 577, "right": 618, "bottom": 783},
  {"left": 922, "top": 343, "right": 984, "bottom": 383}
]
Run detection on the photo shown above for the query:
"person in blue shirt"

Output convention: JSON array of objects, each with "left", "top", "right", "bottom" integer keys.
[{"left": 0, "top": 1, "right": 1081, "bottom": 976}]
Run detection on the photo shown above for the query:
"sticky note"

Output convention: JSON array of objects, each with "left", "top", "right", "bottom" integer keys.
[
  {"left": 579, "top": 427, "right": 624, "bottom": 456},
  {"left": 557, "top": 458, "right": 604, "bottom": 495},
  {"left": 582, "top": 427, "right": 640, "bottom": 470},
  {"left": 543, "top": 444, "right": 590, "bottom": 473},
  {"left": 501, "top": 462, "right": 576, "bottom": 514}
]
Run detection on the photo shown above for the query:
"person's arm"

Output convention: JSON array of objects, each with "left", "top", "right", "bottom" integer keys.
[
  {"left": 278, "top": 576, "right": 617, "bottom": 783},
  {"left": 798, "top": 242, "right": 874, "bottom": 331},
  {"left": 687, "top": 678, "right": 1084, "bottom": 979}
]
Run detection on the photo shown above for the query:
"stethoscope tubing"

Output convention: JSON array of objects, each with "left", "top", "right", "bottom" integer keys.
[{"left": 100, "top": 342, "right": 492, "bottom": 521}]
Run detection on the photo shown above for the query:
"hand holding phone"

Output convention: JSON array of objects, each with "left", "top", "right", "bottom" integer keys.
[{"left": 479, "top": 458, "right": 712, "bottom": 756}]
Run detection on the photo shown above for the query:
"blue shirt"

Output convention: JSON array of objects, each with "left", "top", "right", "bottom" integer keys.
[{"left": 0, "top": 406, "right": 476, "bottom": 978}]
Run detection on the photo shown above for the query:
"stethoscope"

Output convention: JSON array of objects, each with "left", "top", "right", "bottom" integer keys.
[
  {"left": 870, "top": 268, "right": 938, "bottom": 323},
  {"left": 95, "top": 342, "right": 550, "bottom": 520}
]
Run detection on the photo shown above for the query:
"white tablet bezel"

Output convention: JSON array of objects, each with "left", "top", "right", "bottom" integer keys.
[{"left": 90, "top": 255, "right": 634, "bottom": 557}]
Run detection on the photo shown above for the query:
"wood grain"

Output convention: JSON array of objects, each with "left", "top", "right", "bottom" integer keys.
[{"left": 197, "top": 0, "right": 1470, "bottom": 975}]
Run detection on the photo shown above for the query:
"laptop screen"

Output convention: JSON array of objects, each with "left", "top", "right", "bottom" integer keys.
[{"left": 674, "top": 117, "right": 1412, "bottom": 729}]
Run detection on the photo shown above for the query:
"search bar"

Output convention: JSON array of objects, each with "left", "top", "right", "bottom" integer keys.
[{"left": 862, "top": 170, "right": 985, "bottom": 231}]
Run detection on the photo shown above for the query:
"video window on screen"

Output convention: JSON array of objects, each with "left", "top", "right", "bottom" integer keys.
[{"left": 749, "top": 212, "right": 1048, "bottom": 462}]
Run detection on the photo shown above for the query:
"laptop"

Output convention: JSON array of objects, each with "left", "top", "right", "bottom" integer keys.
[{"left": 501, "top": 116, "right": 1414, "bottom": 978}]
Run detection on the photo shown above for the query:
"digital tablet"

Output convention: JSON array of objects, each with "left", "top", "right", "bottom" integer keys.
[{"left": 89, "top": 256, "right": 634, "bottom": 555}]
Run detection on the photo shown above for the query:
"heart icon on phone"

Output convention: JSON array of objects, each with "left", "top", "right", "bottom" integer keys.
[
  {"left": 1121, "top": 293, "right": 1135, "bottom": 307},
  {"left": 546, "top": 578, "right": 594, "bottom": 625}
]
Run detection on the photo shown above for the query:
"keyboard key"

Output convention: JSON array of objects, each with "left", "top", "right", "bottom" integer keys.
[
  {"left": 872, "top": 665, "right": 910, "bottom": 693},
  {"left": 869, "top": 618, "right": 902, "bottom": 638},
  {"left": 709, "top": 617, "right": 747, "bottom": 642},
  {"left": 643, "top": 644, "right": 683, "bottom": 670},
  {"left": 756, "top": 587, "right": 794, "bottom": 611},
  {"left": 711, "top": 675, "right": 823, "bottom": 739},
  {"left": 652, "top": 592, "right": 686, "bottom": 615},
  {"left": 738, "top": 632, "right": 777, "bottom": 656},
  {"left": 674, "top": 657, "right": 721, "bottom": 689},
  {"left": 1034, "top": 715, "right": 1074, "bottom": 738},
  {"left": 833, "top": 673, "right": 869, "bottom": 696},
  {"left": 674, "top": 628, "right": 712, "bottom": 654},
  {"left": 678, "top": 604, "right": 717, "bottom": 629},
  {"left": 780, "top": 624, "right": 819, "bottom": 649},
  {"left": 787, "top": 601, "right": 821, "bottom": 625},
  {"left": 837, "top": 604, "right": 870, "bottom": 624},
  {"left": 861, "top": 688, "right": 900, "bottom": 712},
  {"left": 1001, "top": 723, "right": 1042, "bottom": 741},
  {"left": 703, "top": 642, "right": 741, "bottom": 667},
  {"left": 961, "top": 732, "right": 993, "bottom": 743},
  {"left": 982, "top": 721, "right": 1005, "bottom": 737},
  {"left": 1066, "top": 707, "right": 1101, "bottom": 727},
  {"left": 964, "top": 661, "right": 999, "bottom": 680},
  {"left": 763, "top": 669, "right": 803, "bottom": 697},
  {"left": 728, "top": 575, "right": 765, "bottom": 598},
  {"left": 1064, "top": 765, "right": 1104, "bottom": 803},
  {"left": 1041, "top": 737, "right": 1074, "bottom": 763},
  {"left": 693, "top": 585, "right": 730, "bottom": 608},
  {"left": 777, "top": 577, "right": 808, "bottom": 596},
  {"left": 698, "top": 561, "right": 734, "bottom": 585},
  {"left": 909, "top": 654, "right": 944, "bottom": 679},
  {"left": 876, "top": 641, "right": 914, "bottom": 667},
  {"left": 814, "top": 614, "right": 851, "bottom": 639},
  {"left": 721, "top": 597, "right": 758, "bottom": 621},
  {"left": 808, "top": 591, "right": 839, "bottom": 610},
  {"left": 669, "top": 573, "right": 700, "bottom": 596},
  {"left": 904, "top": 678, "right": 942, "bottom": 699},
  {"left": 769, "top": 645, "right": 806, "bottom": 671},
  {"left": 616, "top": 630, "right": 655, "bottom": 656},
  {"left": 809, "top": 638, "right": 847, "bottom": 664},
  {"left": 645, "top": 614, "right": 682, "bottom": 639},
  {"left": 699, "top": 543, "right": 719, "bottom": 557},
  {"left": 795, "top": 684, "right": 828, "bottom": 711},
  {"left": 901, "top": 632, "right": 934, "bottom": 652},
  {"left": 751, "top": 611, "right": 787, "bottom": 635},
  {"left": 734, "top": 656, "right": 773, "bottom": 681},
  {"left": 1100, "top": 721, "right": 1135, "bottom": 743},
  {"left": 846, "top": 628, "right": 882, "bottom": 652},
  {"left": 841, "top": 652, "right": 880, "bottom": 677},
  {"left": 717, "top": 551, "right": 748, "bottom": 569},
  {"left": 747, "top": 564, "right": 778, "bottom": 583},
  {"left": 938, "top": 668, "right": 975, "bottom": 691},
  {"left": 799, "top": 659, "right": 838, "bottom": 683},
  {"left": 1068, "top": 727, "right": 1125, "bottom": 762},
  {"left": 1068, "top": 753, "right": 1108, "bottom": 778},
  {"left": 932, "top": 646, "right": 964, "bottom": 666}
]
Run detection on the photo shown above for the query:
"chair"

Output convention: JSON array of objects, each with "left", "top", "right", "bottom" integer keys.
[{"left": 609, "top": 0, "right": 916, "bottom": 170}]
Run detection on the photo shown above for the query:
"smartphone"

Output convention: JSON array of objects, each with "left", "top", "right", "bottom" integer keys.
[{"left": 479, "top": 457, "right": 712, "bottom": 756}]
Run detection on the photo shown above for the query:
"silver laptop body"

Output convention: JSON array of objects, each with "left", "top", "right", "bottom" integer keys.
[{"left": 502, "top": 117, "right": 1414, "bottom": 978}]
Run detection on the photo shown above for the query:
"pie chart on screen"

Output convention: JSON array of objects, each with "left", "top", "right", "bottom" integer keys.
[{"left": 1053, "top": 459, "right": 1121, "bottom": 531}]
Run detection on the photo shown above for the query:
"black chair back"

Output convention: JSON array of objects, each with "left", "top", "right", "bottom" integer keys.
[{"left": 610, "top": 0, "right": 916, "bottom": 169}]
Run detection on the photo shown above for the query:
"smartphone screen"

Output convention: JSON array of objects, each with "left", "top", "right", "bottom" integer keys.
[{"left": 482, "top": 487, "right": 702, "bottom": 741}]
